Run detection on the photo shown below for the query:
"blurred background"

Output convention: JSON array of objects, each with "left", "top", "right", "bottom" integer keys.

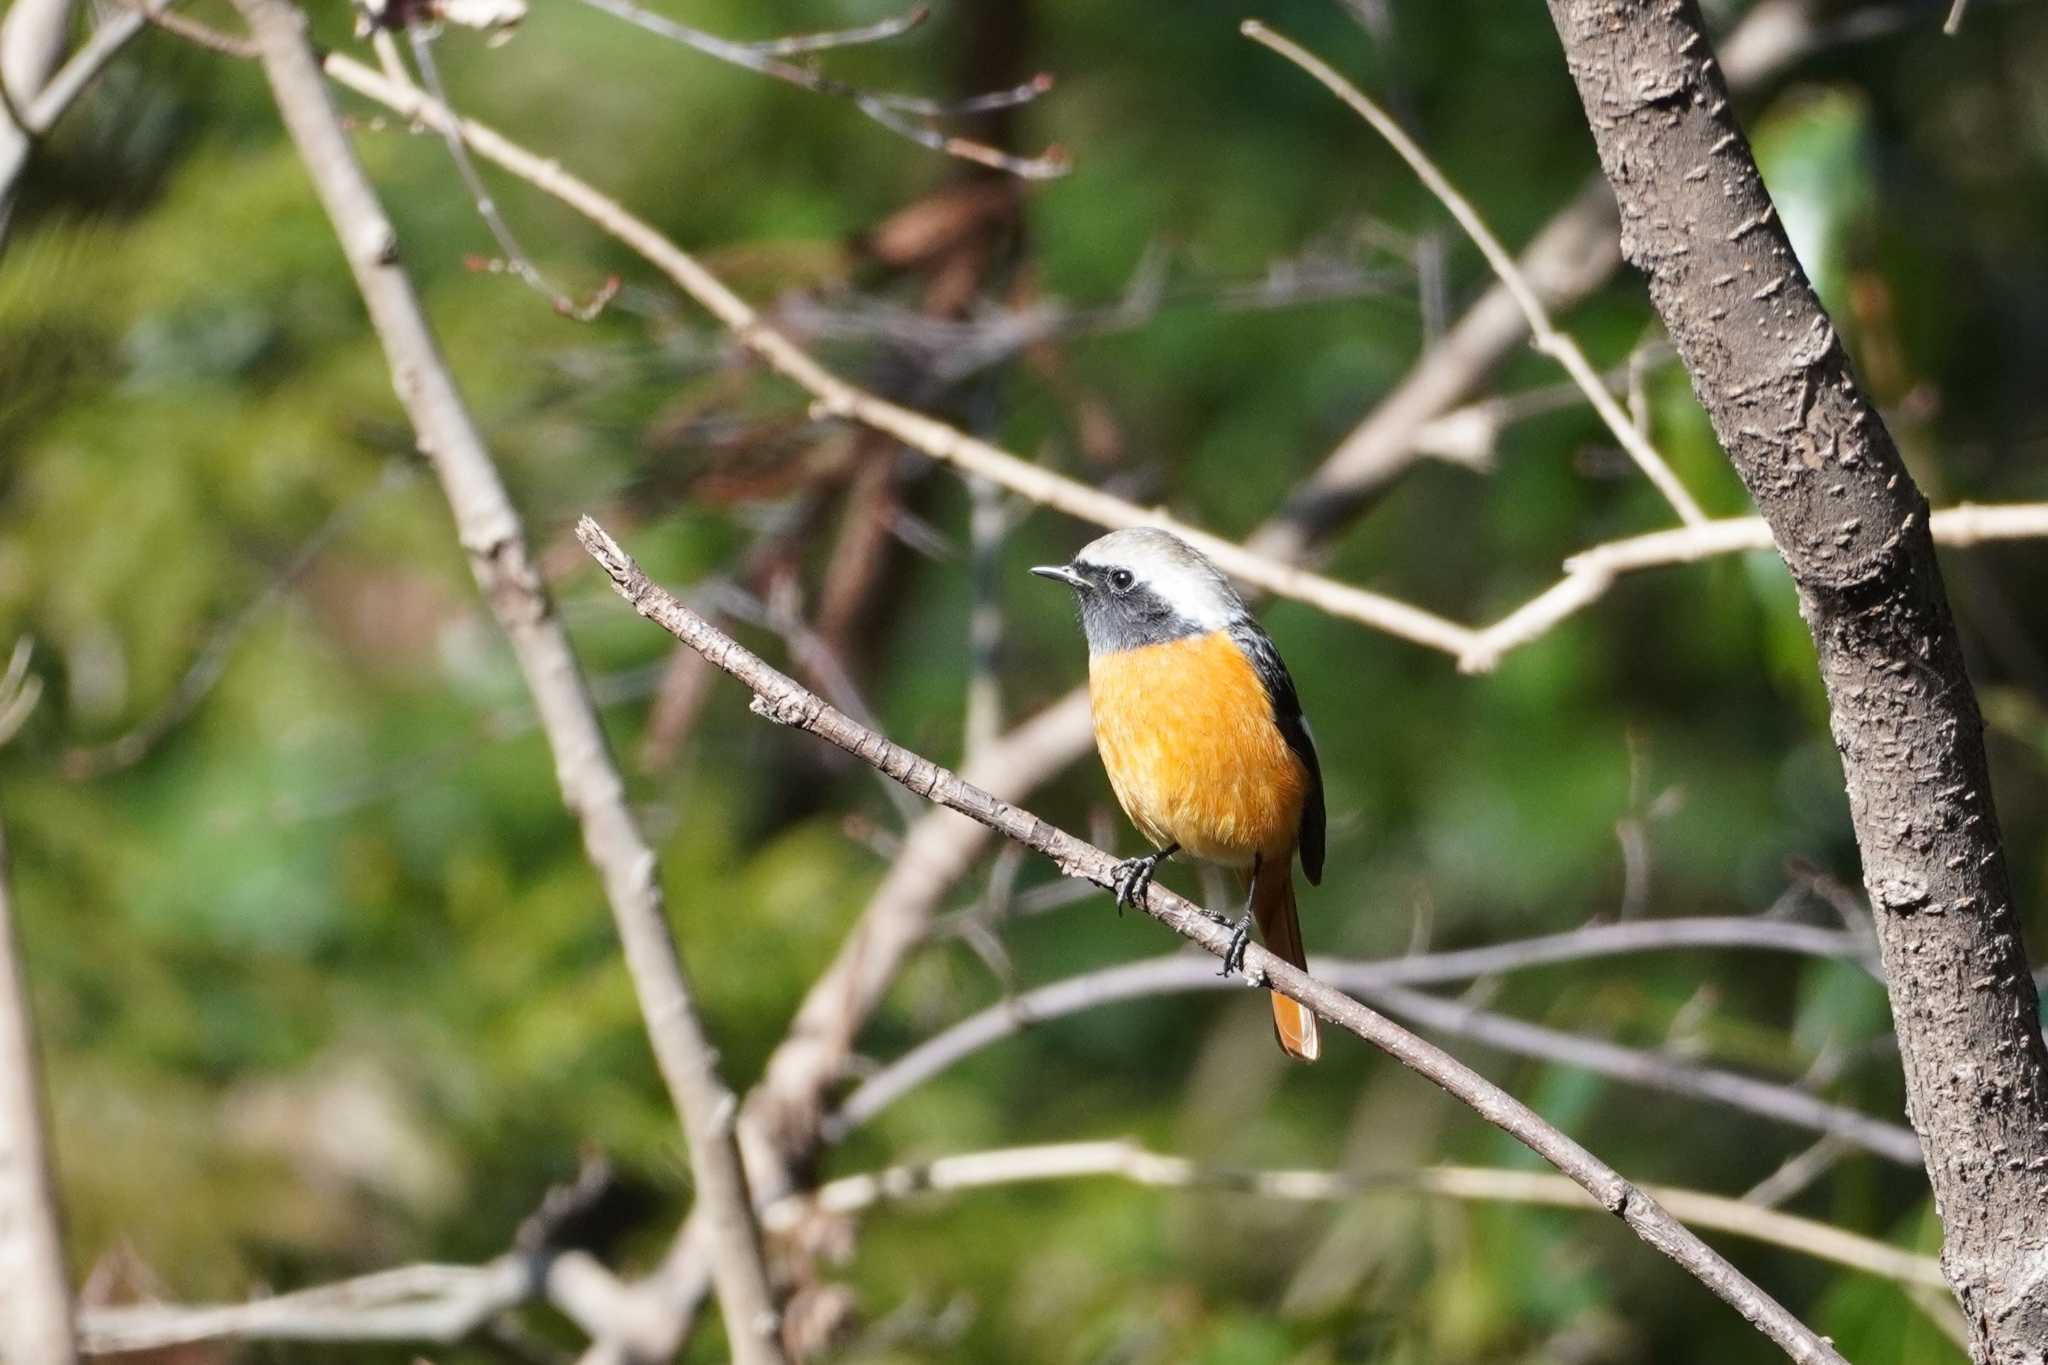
[{"left": 3, "top": 0, "right": 2047, "bottom": 1359}]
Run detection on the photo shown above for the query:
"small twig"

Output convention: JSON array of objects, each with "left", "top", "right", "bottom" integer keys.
[
  {"left": 578, "top": 516, "right": 1848, "bottom": 1365},
  {"left": 1270, "top": 0, "right": 1904, "bottom": 562},
  {"left": 397, "top": 27, "right": 619, "bottom": 319},
  {"left": 20, "top": 4, "right": 149, "bottom": 135},
  {"left": 129, "top": 0, "right": 258, "bottom": 57},
  {"left": 1242, "top": 19, "right": 1709, "bottom": 527},
  {"left": 1942, "top": 0, "right": 1968, "bottom": 35},
  {"left": 739, "top": 4, "right": 928, "bottom": 57},
  {"left": 570, "top": 0, "right": 1064, "bottom": 179},
  {"left": 1742, "top": 1133, "right": 1853, "bottom": 1209}
]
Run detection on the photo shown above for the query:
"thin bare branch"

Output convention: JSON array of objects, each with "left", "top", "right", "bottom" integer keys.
[
  {"left": 773, "top": 1139, "right": 1949, "bottom": 1297},
  {"left": 706, "top": 577, "right": 925, "bottom": 826},
  {"left": 1358, "top": 978, "right": 1919, "bottom": 1164},
  {"left": 81, "top": 1261, "right": 539, "bottom": 1351},
  {"left": 569, "top": 0, "right": 1065, "bottom": 179},
  {"left": 1457, "top": 501, "right": 2048, "bottom": 672},
  {"left": 229, "top": 3, "right": 784, "bottom": 1357},
  {"left": 1742, "top": 1133, "right": 1853, "bottom": 1209},
  {"left": 820, "top": 938, "right": 1918, "bottom": 1166},
  {"left": 21, "top": 4, "right": 148, "bottom": 135},
  {"left": 739, "top": 3, "right": 928, "bottom": 57},
  {"left": 129, "top": 0, "right": 257, "bottom": 57},
  {"left": 399, "top": 27, "right": 618, "bottom": 319},
  {"left": 76, "top": 1162, "right": 659, "bottom": 1355},
  {"left": 578, "top": 516, "right": 1850, "bottom": 1365},
  {"left": 1242, "top": 19, "right": 1708, "bottom": 527}
]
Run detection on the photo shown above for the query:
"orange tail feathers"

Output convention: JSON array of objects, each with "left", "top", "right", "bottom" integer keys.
[{"left": 1252, "top": 864, "right": 1320, "bottom": 1063}]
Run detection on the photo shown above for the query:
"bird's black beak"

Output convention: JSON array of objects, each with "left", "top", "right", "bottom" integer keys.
[{"left": 1030, "top": 564, "right": 1089, "bottom": 590}]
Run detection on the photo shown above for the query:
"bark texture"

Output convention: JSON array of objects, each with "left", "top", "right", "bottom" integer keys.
[{"left": 1544, "top": 3, "right": 2048, "bottom": 1358}]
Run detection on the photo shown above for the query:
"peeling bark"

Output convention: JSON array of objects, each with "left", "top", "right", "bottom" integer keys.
[{"left": 1543, "top": 3, "right": 2048, "bottom": 1359}]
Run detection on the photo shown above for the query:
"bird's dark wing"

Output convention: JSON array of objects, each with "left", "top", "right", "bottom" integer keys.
[{"left": 1228, "top": 618, "right": 1326, "bottom": 885}]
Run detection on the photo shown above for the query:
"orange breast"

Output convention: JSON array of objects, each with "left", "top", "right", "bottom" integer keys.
[{"left": 1088, "top": 631, "right": 1308, "bottom": 868}]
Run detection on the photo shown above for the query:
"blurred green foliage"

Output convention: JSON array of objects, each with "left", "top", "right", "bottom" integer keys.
[{"left": 4, "top": 0, "right": 2048, "bottom": 1359}]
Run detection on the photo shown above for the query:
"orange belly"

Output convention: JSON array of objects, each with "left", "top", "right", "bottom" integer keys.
[{"left": 1088, "top": 631, "right": 1308, "bottom": 868}]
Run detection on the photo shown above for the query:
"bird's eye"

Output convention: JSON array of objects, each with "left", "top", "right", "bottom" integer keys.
[{"left": 1108, "top": 568, "right": 1135, "bottom": 592}]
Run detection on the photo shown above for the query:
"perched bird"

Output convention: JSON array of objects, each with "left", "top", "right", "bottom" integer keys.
[{"left": 1033, "top": 527, "right": 1325, "bottom": 1061}]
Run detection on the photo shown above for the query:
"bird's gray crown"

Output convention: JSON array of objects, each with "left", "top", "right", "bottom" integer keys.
[{"left": 1033, "top": 527, "right": 1248, "bottom": 654}]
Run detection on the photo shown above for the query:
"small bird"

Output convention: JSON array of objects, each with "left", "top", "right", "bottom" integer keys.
[{"left": 1033, "top": 527, "right": 1325, "bottom": 1061}]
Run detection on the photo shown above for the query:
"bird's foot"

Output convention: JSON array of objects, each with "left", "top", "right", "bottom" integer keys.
[
  {"left": 1111, "top": 845, "right": 1176, "bottom": 916},
  {"left": 1217, "top": 910, "right": 1254, "bottom": 979}
]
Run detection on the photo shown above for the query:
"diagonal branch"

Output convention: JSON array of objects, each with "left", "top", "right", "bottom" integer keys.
[
  {"left": 227, "top": 2, "right": 785, "bottom": 1358},
  {"left": 578, "top": 515, "right": 1848, "bottom": 1365}
]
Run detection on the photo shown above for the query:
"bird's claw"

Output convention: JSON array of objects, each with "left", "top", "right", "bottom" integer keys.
[
  {"left": 1110, "top": 848, "right": 1170, "bottom": 916},
  {"left": 1217, "top": 912, "right": 1253, "bottom": 979}
]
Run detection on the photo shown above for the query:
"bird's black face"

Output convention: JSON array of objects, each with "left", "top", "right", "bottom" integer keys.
[{"left": 1029, "top": 559, "right": 1193, "bottom": 654}]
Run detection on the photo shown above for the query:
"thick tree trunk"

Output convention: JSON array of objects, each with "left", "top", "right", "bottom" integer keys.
[{"left": 1542, "top": 3, "right": 2048, "bottom": 1358}]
